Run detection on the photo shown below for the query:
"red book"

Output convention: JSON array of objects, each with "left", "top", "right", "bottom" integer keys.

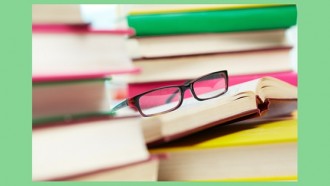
[{"left": 32, "top": 24, "right": 135, "bottom": 35}]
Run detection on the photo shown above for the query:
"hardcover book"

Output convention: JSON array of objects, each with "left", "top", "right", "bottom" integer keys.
[
  {"left": 32, "top": 117, "right": 149, "bottom": 181},
  {"left": 151, "top": 119, "right": 297, "bottom": 181},
  {"left": 33, "top": 78, "right": 111, "bottom": 124},
  {"left": 128, "top": 29, "right": 290, "bottom": 59},
  {"left": 127, "top": 5, "right": 297, "bottom": 36},
  {"left": 32, "top": 4, "right": 85, "bottom": 24},
  {"left": 32, "top": 25, "right": 138, "bottom": 82},
  {"left": 128, "top": 48, "right": 293, "bottom": 84}
]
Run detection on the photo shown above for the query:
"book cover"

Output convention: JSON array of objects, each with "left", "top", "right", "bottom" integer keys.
[
  {"left": 151, "top": 119, "right": 297, "bottom": 153},
  {"left": 150, "top": 119, "right": 297, "bottom": 181},
  {"left": 33, "top": 78, "right": 112, "bottom": 124},
  {"left": 127, "top": 4, "right": 287, "bottom": 15},
  {"left": 127, "top": 5, "right": 297, "bottom": 36}
]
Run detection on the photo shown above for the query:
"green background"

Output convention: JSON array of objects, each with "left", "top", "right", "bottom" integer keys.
[{"left": 1, "top": 0, "right": 329, "bottom": 185}]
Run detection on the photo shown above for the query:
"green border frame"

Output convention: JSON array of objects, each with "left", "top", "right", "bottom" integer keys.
[{"left": 2, "top": 0, "right": 330, "bottom": 185}]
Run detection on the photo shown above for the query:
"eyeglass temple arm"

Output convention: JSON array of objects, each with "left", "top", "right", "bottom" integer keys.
[{"left": 110, "top": 99, "right": 129, "bottom": 113}]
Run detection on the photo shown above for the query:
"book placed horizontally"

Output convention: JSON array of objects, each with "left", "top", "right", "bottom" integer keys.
[
  {"left": 126, "top": 4, "right": 297, "bottom": 36},
  {"left": 32, "top": 78, "right": 111, "bottom": 124},
  {"left": 150, "top": 118, "right": 297, "bottom": 181},
  {"left": 32, "top": 4, "right": 85, "bottom": 24},
  {"left": 32, "top": 24, "right": 138, "bottom": 82},
  {"left": 32, "top": 23, "right": 137, "bottom": 124},
  {"left": 32, "top": 117, "right": 160, "bottom": 181},
  {"left": 125, "top": 4, "right": 297, "bottom": 97},
  {"left": 128, "top": 47, "right": 293, "bottom": 85},
  {"left": 128, "top": 29, "right": 291, "bottom": 59},
  {"left": 138, "top": 77, "right": 297, "bottom": 145}
]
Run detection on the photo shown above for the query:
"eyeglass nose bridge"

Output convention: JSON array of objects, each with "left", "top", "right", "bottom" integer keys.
[
  {"left": 180, "top": 83, "right": 199, "bottom": 100},
  {"left": 181, "top": 83, "right": 192, "bottom": 92}
]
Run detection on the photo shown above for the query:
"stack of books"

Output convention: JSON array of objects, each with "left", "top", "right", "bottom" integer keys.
[
  {"left": 32, "top": 4, "right": 139, "bottom": 124},
  {"left": 33, "top": 118, "right": 159, "bottom": 181},
  {"left": 32, "top": 5, "right": 159, "bottom": 181},
  {"left": 32, "top": 4, "right": 299, "bottom": 181},
  {"left": 124, "top": 4, "right": 297, "bottom": 97},
  {"left": 119, "top": 4, "right": 298, "bottom": 181}
]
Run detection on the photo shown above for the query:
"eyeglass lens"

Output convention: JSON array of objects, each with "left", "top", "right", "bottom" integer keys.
[
  {"left": 193, "top": 72, "right": 227, "bottom": 99},
  {"left": 138, "top": 87, "right": 182, "bottom": 116}
]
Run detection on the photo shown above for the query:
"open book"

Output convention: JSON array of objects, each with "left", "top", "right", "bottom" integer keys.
[{"left": 140, "top": 77, "right": 297, "bottom": 146}]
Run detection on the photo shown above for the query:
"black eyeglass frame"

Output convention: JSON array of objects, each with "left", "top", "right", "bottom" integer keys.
[{"left": 111, "top": 70, "right": 228, "bottom": 117}]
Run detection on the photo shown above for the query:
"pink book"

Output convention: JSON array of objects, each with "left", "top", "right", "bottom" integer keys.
[
  {"left": 128, "top": 71, "right": 297, "bottom": 97},
  {"left": 32, "top": 24, "right": 135, "bottom": 35},
  {"left": 32, "top": 24, "right": 138, "bottom": 82},
  {"left": 32, "top": 69, "right": 140, "bottom": 83}
]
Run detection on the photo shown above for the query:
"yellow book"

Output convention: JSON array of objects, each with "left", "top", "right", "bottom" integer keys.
[
  {"left": 197, "top": 175, "right": 297, "bottom": 182},
  {"left": 127, "top": 4, "right": 288, "bottom": 15},
  {"left": 151, "top": 119, "right": 297, "bottom": 181}
]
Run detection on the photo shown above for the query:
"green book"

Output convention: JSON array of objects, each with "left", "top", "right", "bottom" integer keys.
[
  {"left": 127, "top": 5, "right": 297, "bottom": 36},
  {"left": 33, "top": 78, "right": 114, "bottom": 125}
]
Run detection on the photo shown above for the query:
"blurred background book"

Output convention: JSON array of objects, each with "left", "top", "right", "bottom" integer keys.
[
  {"left": 32, "top": 4, "right": 298, "bottom": 181},
  {"left": 32, "top": 5, "right": 157, "bottom": 181},
  {"left": 32, "top": 5, "right": 85, "bottom": 24}
]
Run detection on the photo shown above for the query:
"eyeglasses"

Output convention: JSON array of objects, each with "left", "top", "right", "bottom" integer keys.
[{"left": 111, "top": 70, "right": 228, "bottom": 117}]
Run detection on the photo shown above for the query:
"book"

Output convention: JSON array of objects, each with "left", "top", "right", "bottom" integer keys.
[
  {"left": 138, "top": 77, "right": 297, "bottom": 145},
  {"left": 32, "top": 78, "right": 111, "bottom": 124},
  {"left": 127, "top": 5, "right": 297, "bottom": 36},
  {"left": 32, "top": 5, "right": 85, "bottom": 24},
  {"left": 32, "top": 117, "right": 149, "bottom": 181},
  {"left": 32, "top": 24, "right": 138, "bottom": 81},
  {"left": 66, "top": 155, "right": 160, "bottom": 181},
  {"left": 127, "top": 71, "right": 297, "bottom": 97},
  {"left": 124, "top": 4, "right": 287, "bottom": 15},
  {"left": 150, "top": 119, "right": 297, "bottom": 181},
  {"left": 128, "top": 47, "right": 293, "bottom": 84},
  {"left": 128, "top": 29, "right": 291, "bottom": 59}
]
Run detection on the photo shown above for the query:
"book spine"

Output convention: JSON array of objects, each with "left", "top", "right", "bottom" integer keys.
[
  {"left": 127, "top": 5, "right": 297, "bottom": 36},
  {"left": 127, "top": 71, "right": 297, "bottom": 97}
]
